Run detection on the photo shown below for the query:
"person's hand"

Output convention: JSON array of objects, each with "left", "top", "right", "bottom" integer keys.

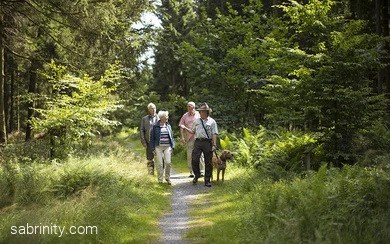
[
  {"left": 180, "top": 124, "right": 186, "bottom": 129},
  {"left": 181, "top": 137, "right": 186, "bottom": 144}
]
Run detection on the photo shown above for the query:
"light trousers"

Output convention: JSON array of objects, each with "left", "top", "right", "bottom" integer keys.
[{"left": 155, "top": 145, "right": 172, "bottom": 182}]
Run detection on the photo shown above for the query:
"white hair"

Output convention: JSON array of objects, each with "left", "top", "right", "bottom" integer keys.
[
  {"left": 187, "top": 102, "right": 195, "bottom": 108},
  {"left": 147, "top": 103, "right": 156, "bottom": 109},
  {"left": 158, "top": 110, "right": 169, "bottom": 119}
]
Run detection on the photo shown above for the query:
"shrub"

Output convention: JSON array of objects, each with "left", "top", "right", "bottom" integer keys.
[{"left": 231, "top": 126, "right": 319, "bottom": 180}]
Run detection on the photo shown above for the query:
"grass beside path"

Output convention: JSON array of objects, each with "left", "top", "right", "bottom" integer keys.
[
  {"left": 0, "top": 129, "right": 178, "bottom": 244},
  {"left": 183, "top": 166, "right": 248, "bottom": 244}
]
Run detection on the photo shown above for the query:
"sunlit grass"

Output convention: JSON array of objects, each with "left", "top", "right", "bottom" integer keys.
[
  {"left": 184, "top": 164, "right": 249, "bottom": 244},
  {"left": 0, "top": 129, "right": 172, "bottom": 244}
]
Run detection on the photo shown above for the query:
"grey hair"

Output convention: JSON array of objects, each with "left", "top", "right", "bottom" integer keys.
[
  {"left": 147, "top": 103, "right": 156, "bottom": 109},
  {"left": 158, "top": 110, "right": 169, "bottom": 119},
  {"left": 187, "top": 101, "right": 195, "bottom": 107}
]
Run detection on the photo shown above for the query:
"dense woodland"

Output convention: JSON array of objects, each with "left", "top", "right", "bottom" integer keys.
[{"left": 1, "top": 0, "right": 390, "bottom": 179}]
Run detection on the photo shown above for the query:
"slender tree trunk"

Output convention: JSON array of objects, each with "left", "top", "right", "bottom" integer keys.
[
  {"left": 0, "top": 10, "right": 7, "bottom": 146},
  {"left": 172, "top": 72, "right": 176, "bottom": 94},
  {"left": 183, "top": 74, "right": 188, "bottom": 98},
  {"left": 376, "top": 0, "right": 384, "bottom": 93},
  {"left": 4, "top": 52, "right": 9, "bottom": 132},
  {"left": 382, "top": 0, "right": 390, "bottom": 102},
  {"left": 25, "top": 59, "right": 38, "bottom": 141},
  {"left": 8, "top": 56, "right": 14, "bottom": 132},
  {"left": 272, "top": 0, "right": 281, "bottom": 17},
  {"left": 356, "top": 0, "right": 362, "bottom": 19}
]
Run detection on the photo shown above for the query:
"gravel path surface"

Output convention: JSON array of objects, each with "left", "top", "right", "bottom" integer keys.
[{"left": 158, "top": 170, "right": 209, "bottom": 244}]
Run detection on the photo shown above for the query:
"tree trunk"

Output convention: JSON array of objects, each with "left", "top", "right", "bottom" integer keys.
[
  {"left": 375, "top": 0, "right": 384, "bottom": 93},
  {"left": 25, "top": 59, "right": 39, "bottom": 141},
  {"left": 8, "top": 56, "right": 14, "bottom": 133},
  {"left": 0, "top": 10, "right": 7, "bottom": 146},
  {"left": 172, "top": 72, "right": 176, "bottom": 94},
  {"left": 382, "top": 0, "right": 390, "bottom": 102}
]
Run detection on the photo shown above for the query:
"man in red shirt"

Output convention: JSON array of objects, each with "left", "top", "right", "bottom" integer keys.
[{"left": 179, "top": 102, "right": 205, "bottom": 177}]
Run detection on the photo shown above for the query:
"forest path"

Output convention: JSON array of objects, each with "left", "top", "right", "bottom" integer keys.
[{"left": 158, "top": 169, "right": 210, "bottom": 244}]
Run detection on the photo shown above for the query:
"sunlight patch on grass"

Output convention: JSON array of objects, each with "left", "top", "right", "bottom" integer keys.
[{"left": 184, "top": 164, "right": 247, "bottom": 244}]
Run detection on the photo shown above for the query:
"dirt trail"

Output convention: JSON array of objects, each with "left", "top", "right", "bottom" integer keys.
[{"left": 158, "top": 170, "right": 209, "bottom": 244}]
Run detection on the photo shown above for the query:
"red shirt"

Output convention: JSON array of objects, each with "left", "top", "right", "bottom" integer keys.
[{"left": 179, "top": 111, "right": 200, "bottom": 141}]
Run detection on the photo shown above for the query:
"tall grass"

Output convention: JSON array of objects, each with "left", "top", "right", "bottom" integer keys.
[
  {"left": 0, "top": 129, "right": 171, "bottom": 243},
  {"left": 234, "top": 165, "right": 390, "bottom": 243}
]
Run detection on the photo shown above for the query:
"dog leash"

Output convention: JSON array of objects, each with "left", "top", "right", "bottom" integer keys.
[
  {"left": 213, "top": 149, "right": 219, "bottom": 160},
  {"left": 213, "top": 150, "right": 219, "bottom": 159}
]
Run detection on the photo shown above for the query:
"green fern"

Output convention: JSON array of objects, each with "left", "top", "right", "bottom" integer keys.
[{"left": 219, "top": 136, "right": 231, "bottom": 150}]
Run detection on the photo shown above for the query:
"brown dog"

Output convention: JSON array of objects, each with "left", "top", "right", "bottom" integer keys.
[{"left": 212, "top": 150, "right": 233, "bottom": 182}]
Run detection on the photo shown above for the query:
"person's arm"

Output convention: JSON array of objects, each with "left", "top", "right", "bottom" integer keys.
[
  {"left": 211, "top": 119, "right": 218, "bottom": 150},
  {"left": 169, "top": 125, "right": 175, "bottom": 150},
  {"left": 180, "top": 124, "right": 194, "bottom": 134},
  {"left": 180, "top": 127, "right": 185, "bottom": 143},
  {"left": 212, "top": 134, "right": 217, "bottom": 151},
  {"left": 150, "top": 125, "right": 155, "bottom": 152},
  {"left": 179, "top": 116, "right": 186, "bottom": 144}
]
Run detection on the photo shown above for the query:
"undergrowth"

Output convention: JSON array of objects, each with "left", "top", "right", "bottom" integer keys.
[
  {"left": 234, "top": 165, "right": 390, "bottom": 244},
  {"left": 0, "top": 129, "right": 171, "bottom": 243},
  {"left": 186, "top": 163, "right": 390, "bottom": 244},
  {"left": 186, "top": 126, "right": 390, "bottom": 244}
]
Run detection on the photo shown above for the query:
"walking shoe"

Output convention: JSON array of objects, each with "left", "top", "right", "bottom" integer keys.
[
  {"left": 189, "top": 174, "right": 194, "bottom": 178},
  {"left": 205, "top": 182, "right": 212, "bottom": 187},
  {"left": 192, "top": 177, "right": 199, "bottom": 184},
  {"left": 166, "top": 179, "right": 172, "bottom": 185}
]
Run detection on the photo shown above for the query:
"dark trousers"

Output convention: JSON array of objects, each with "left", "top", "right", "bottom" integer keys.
[
  {"left": 146, "top": 142, "right": 154, "bottom": 161},
  {"left": 192, "top": 140, "right": 212, "bottom": 183}
]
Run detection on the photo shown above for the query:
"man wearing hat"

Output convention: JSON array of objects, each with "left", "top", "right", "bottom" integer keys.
[
  {"left": 181, "top": 102, "right": 218, "bottom": 187},
  {"left": 179, "top": 102, "right": 205, "bottom": 178}
]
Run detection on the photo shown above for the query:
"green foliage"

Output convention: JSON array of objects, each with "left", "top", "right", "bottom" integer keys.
[
  {"left": 219, "top": 135, "right": 231, "bottom": 150},
  {"left": 260, "top": 0, "right": 385, "bottom": 165},
  {"left": 174, "top": 0, "right": 388, "bottom": 166},
  {"left": 232, "top": 127, "right": 320, "bottom": 179},
  {"left": 178, "top": 0, "right": 272, "bottom": 130},
  {"left": 152, "top": 0, "right": 197, "bottom": 100},
  {"left": 31, "top": 61, "right": 123, "bottom": 159}
]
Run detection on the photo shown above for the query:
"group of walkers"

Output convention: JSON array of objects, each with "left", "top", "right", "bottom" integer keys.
[{"left": 139, "top": 102, "right": 218, "bottom": 187}]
